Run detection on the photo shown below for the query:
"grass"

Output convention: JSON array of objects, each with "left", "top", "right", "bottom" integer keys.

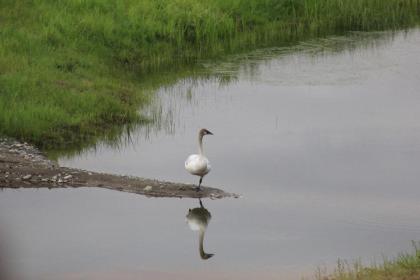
[
  {"left": 315, "top": 242, "right": 420, "bottom": 280},
  {"left": 0, "top": 0, "right": 419, "bottom": 152}
]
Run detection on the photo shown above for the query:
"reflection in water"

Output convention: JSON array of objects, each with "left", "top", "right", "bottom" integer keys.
[
  {"left": 55, "top": 30, "right": 400, "bottom": 159},
  {"left": 105, "top": 31, "right": 402, "bottom": 154},
  {"left": 186, "top": 199, "right": 214, "bottom": 260},
  {"left": 53, "top": 29, "right": 420, "bottom": 279}
]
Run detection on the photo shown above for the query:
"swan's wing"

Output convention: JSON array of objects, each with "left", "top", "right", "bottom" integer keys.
[
  {"left": 204, "top": 158, "right": 211, "bottom": 173},
  {"left": 185, "top": 154, "right": 199, "bottom": 167}
]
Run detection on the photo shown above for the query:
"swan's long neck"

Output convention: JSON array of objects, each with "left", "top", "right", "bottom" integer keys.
[{"left": 198, "top": 134, "right": 204, "bottom": 155}]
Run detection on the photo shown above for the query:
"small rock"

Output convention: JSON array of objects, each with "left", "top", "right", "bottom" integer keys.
[
  {"left": 58, "top": 179, "right": 63, "bottom": 183},
  {"left": 63, "top": 175, "right": 72, "bottom": 180},
  {"left": 143, "top": 186, "right": 153, "bottom": 191},
  {"left": 22, "top": 174, "right": 32, "bottom": 180}
]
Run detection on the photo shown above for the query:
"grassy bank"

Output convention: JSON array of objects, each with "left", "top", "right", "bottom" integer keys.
[
  {"left": 316, "top": 243, "right": 420, "bottom": 280},
  {"left": 1, "top": 0, "right": 419, "bottom": 151}
]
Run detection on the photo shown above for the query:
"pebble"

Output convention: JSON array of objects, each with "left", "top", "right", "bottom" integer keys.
[
  {"left": 63, "top": 175, "right": 72, "bottom": 180},
  {"left": 143, "top": 185, "right": 153, "bottom": 191},
  {"left": 22, "top": 174, "right": 32, "bottom": 180}
]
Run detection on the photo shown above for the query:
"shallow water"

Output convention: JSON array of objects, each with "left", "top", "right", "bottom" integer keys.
[{"left": 2, "top": 29, "right": 420, "bottom": 279}]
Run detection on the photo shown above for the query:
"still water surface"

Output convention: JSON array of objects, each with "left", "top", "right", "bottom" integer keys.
[{"left": 1, "top": 29, "right": 420, "bottom": 280}]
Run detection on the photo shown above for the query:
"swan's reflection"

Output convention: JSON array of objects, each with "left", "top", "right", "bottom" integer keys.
[{"left": 186, "top": 199, "right": 214, "bottom": 260}]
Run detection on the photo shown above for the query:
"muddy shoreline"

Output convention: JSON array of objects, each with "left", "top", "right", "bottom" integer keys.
[{"left": 0, "top": 138, "right": 237, "bottom": 199}]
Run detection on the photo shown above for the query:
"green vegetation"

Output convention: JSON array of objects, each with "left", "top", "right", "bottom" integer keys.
[
  {"left": 316, "top": 242, "right": 420, "bottom": 280},
  {"left": 1, "top": 0, "right": 419, "bottom": 151}
]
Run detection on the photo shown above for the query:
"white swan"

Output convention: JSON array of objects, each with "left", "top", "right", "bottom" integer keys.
[
  {"left": 185, "top": 128, "right": 213, "bottom": 191},
  {"left": 186, "top": 199, "right": 214, "bottom": 260}
]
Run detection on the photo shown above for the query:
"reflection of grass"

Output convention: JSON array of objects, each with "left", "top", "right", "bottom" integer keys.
[
  {"left": 315, "top": 242, "right": 420, "bottom": 280},
  {"left": 0, "top": 0, "right": 419, "bottom": 152}
]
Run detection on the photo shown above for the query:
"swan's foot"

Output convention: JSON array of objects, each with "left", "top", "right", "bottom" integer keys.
[{"left": 195, "top": 186, "right": 200, "bottom": 192}]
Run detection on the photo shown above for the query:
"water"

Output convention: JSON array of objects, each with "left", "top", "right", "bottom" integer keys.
[{"left": 2, "top": 29, "right": 420, "bottom": 279}]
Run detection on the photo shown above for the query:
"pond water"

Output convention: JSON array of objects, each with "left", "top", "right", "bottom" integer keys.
[{"left": 2, "top": 29, "right": 420, "bottom": 280}]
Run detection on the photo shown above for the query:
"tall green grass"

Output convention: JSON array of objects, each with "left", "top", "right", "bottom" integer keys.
[
  {"left": 315, "top": 242, "right": 420, "bottom": 280},
  {"left": 0, "top": 0, "right": 419, "bottom": 151}
]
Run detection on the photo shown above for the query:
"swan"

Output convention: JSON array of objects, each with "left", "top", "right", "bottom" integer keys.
[
  {"left": 185, "top": 128, "right": 213, "bottom": 191},
  {"left": 186, "top": 199, "right": 214, "bottom": 260}
]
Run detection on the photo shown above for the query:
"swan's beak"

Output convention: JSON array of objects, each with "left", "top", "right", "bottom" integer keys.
[{"left": 207, "top": 131, "right": 213, "bottom": 135}]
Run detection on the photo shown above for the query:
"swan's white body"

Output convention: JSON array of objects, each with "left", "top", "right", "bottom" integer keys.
[
  {"left": 185, "top": 129, "right": 213, "bottom": 188},
  {"left": 185, "top": 154, "right": 211, "bottom": 177}
]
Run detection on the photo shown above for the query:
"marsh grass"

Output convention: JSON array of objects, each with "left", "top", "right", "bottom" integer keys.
[
  {"left": 0, "top": 0, "right": 419, "bottom": 151},
  {"left": 315, "top": 242, "right": 420, "bottom": 280}
]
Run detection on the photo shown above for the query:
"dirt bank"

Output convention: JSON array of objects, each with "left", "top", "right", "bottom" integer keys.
[{"left": 0, "top": 138, "right": 238, "bottom": 199}]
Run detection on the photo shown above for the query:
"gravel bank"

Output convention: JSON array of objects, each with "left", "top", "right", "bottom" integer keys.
[{"left": 0, "top": 138, "right": 237, "bottom": 199}]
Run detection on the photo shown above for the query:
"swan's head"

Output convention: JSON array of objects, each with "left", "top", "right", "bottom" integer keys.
[{"left": 199, "top": 128, "right": 213, "bottom": 137}]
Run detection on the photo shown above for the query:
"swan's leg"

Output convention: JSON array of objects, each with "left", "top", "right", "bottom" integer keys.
[
  {"left": 196, "top": 177, "right": 203, "bottom": 192},
  {"left": 199, "top": 199, "right": 203, "bottom": 208}
]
